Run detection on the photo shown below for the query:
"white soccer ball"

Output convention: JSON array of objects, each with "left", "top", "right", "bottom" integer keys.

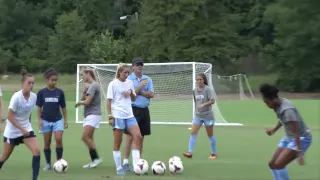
[
  {"left": 133, "top": 159, "right": 149, "bottom": 175},
  {"left": 168, "top": 156, "right": 184, "bottom": 174},
  {"left": 53, "top": 159, "right": 68, "bottom": 173},
  {"left": 151, "top": 161, "right": 166, "bottom": 175}
]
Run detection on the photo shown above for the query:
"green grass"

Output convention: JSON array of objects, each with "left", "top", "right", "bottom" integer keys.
[{"left": 0, "top": 74, "right": 319, "bottom": 180}]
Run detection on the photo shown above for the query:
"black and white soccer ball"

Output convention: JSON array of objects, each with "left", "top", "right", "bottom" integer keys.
[
  {"left": 134, "top": 159, "right": 149, "bottom": 175},
  {"left": 168, "top": 156, "right": 184, "bottom": 174},
  {"left": 151, "top": 161, "right": 166, "bottom": 175},
  {"left": 53, "top": 159, "right": 68, "bottom": 173}
]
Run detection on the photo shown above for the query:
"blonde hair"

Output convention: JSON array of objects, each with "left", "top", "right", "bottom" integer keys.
[
  {"left": 115, "top": 63, "right": 130, "bottom": 79},
  {"left": 82, "top": 67, "right": 96, "bottom": 81}
]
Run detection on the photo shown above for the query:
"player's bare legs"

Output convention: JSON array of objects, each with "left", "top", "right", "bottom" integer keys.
[
  {"left": 113, "top": 129, "right": 124, "bottom": 175},
  {"left": 183, "top": 123, "right": 201, "bottom": 158},
  {"left": 270, "top": 148, "right": 297, "bottom": 180},
  {"left": 43, "top": 132, "right": 53, "bottom": 170},
  {"left": 0, "top": 143, "right": 15, "bottom": 169},
  {"left": 54, "top": 131, "right": 63, "bottom": 160},
  {"left": 205, "top": 125, "right": 217, "bottom": 159},
  {"left": 127, "top": 125, "right": 142, "bottom": 168},
  {"left": 24, "top": 137, "right": 41, "bottom": 180},
  {"left": 123, "top": 135, "right": 144, "bottom": 168},
  {"left": 82, "top": 126, "right": 102, "bottom": 168},
  {"left": 268, "top": 147, "right": 284, "bottom": 179}
]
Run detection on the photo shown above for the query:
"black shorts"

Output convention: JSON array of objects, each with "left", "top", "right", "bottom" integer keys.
[
  {"left": 3, "top": 131, "right": 36, "bottom": 146},
  {"left": 124, "top": 107, "right": 151, "bottom": 136}
]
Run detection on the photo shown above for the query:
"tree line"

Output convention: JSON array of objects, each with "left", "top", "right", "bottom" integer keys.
[{"left": 0, "top": 0, "right": 319, "bottom": 92}]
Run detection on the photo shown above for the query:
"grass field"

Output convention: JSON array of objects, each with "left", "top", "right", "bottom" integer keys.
[{"left": 0, "top": 74, "right": 319, "bottom": 180}]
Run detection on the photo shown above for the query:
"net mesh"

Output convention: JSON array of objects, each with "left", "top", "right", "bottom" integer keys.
[{"left": 76, "top": 63, "right": 242, "bottom": 126}]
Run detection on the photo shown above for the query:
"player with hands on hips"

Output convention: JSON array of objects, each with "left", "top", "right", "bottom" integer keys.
[
  {"left": 75, "top": 68, "right": 103, "bottom": 168},
  {"left": 107, "top": 63, "right": 142, "bottom": 176},
  {"left": 0, "top": 69, "right": 41, "bottom": 180},
  {"left": 36, "top": 68, "right": 68, "bottom": 171},
  {"left": 260, "top": 84, "right": 312, "bottom": 180}
]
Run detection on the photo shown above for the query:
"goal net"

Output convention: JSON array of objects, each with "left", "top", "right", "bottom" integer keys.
[
  {"left": 76, "top": 62, "right": 243, "bottom": 126},
  {"left": 212, "top": 74, "right": 255, "bottom": 100}
]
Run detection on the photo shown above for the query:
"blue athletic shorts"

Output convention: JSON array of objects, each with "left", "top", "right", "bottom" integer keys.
[
  {"left": 112, "top": 117, "right": 138, "bottom": 131},
  {"left": 192, "top": 118, "right": 214, "bottom": 127},
  {"left": 278, "top": 136, "right": 312, "bottom": 153},
  {"left": 40, "top": 119, "right": 64, "bottom": 133}
]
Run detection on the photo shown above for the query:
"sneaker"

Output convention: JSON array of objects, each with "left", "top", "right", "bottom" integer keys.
[
  {"left": 43, "top": 164, "right": 51, "bottom": 171},
  {"left": 208, "top": 154, "right": 217, "bottom": 159},
  {"left": 123, "top": 163, "right": 134, "bottom": 172},
  {"left": 83, "top": 158, "right": 103, "bottom": 168},
  {"left": 117, "top": 168, "right": 125, "bottom": 176},
  {"left": 183, "top": 152, "right": 192, "bottom": 158}
]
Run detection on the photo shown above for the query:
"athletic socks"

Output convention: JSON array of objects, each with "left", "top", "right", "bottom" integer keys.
[
  {"left": 89, "top": 148, "right": 99, "bottom": 161},
  {"left": 0, "top": 161, "right": 3, "bottom": 169},
  {"left": 32, "top": 156, "right": 40, "bottom": 180},
  {"left": 271, "top": 169, "right": 279, "bottom": 180},
  {"left": 56, "top": 147, "right": 63, "bottom": 160},
  {"left": 113, "top": 151, "right": 122, "bottom": 171},
  {"left": 209, "top": 136, "right": 216, "bottom": 155},
  {"left": 277, "top": 168, "right": 290, "bottom": 180},
  {"left": 188, "top": 134, "right": 197, "bottom": 153},
  {"left": 123, "top": 159, "right": 129, "bottom": 165},
  {"left": 132, "top": 149, "right": 140, "bottom": 167},
  {"left": 44, "top": 148, "right": 51, "bottom": 164}
]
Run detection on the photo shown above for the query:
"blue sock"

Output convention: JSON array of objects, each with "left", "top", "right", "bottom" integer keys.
[
  {"left": 209, "top": 136, "right": 216, "bottom": 155},
  {"left": 0, "top": 161, "right": 3, "bottom": 169},
  {"left": 188, "top": 135, "right": 197, "bottom": 153},
  {"left": 277, "top": 168, "right": 290, "bottom": 180},
  {"left": 44, "top": 148, "right": 51, "bottom": 164},
  {"left": 32, "top": 156, "right": 40, "bottom": 180},
  {"left": 271, "top": 169, "right": 279, "bottom": 180},
  {"left": 56, "top": 147, "right": 63, "bottom": 160}
]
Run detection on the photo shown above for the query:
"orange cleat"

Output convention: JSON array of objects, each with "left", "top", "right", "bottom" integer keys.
[
  {"left": 208, "top": 154, "right": 217, "bottom": 159},
  {"left": 183, "top": 152, "right": 192, "bottom": 158}
]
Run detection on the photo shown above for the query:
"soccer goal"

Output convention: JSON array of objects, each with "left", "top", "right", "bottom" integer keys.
[
  {"left": 76, "top": 62, "right": 243, "bottom": 126},
  {"left": 212, "top": 74, "right": 255, "bottom": 100}
]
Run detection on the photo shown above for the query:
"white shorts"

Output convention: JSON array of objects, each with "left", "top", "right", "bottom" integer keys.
[{"left": 83, "top": 115, "right": 102, "bottom": 128}]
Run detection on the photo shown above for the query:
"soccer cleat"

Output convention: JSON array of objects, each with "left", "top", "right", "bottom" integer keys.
[
  {"left": 117, "top": 168, "right": 125, "bottom": 176},
  {"left": 208, "top": 154, "right": 217, "bottom": 159},
  {"left": 183, "top": 152, "right": 192, "bottom": 158},
  {"left": 123, "top": 163, "right": 133, "bottom": 172},
  {"left": 82, "top": 158, "right": 103, "bottom": 168},
  {"left": 43, "top": 164, "right": 51, "bottom": 171}
]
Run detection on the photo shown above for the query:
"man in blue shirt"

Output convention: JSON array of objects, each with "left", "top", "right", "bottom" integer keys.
[{"left": 122, "top": 57, "right": 154, "bottom": 171}]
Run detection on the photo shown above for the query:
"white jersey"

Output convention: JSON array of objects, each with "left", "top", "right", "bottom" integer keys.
[
  {"left": 4, "top": 90, "right": 37, "bottom": 138},
  {"left": 107, "top": 79, "right": 136, "bottom": 119}
]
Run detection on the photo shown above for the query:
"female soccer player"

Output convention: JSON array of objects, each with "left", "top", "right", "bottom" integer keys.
[
  {"left": 260, "top": 84, "right": 312, "bottom": 180},
  {"left": 0, "top": 69, "right": 41, "bottom": 180},
  {"left": 183, "top": 73, "right": 217, "bottom": 159},
  {"left": 107, "top": 63, "right": 142, "bottom": 176},
  {"left": 75, "top": 68, "right": 102, "bottom": 168},
  {"left": 36, "top": 68, "right": 68, "bottom": 170}
]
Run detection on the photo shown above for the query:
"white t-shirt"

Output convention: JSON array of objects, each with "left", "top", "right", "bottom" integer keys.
[
  {"left": 4, "top": 90, "right": 37, "bottom": 138},
  {"left": 107, "top": 79, "right": 136, "bottom": 119}
]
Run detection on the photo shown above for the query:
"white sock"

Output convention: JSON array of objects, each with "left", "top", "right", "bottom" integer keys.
[
  {"left": 131, "top": 149, "right": 140, "bottom": 167},
  {"left": 113, "top": 151, "right": 122, "bottom": 171},
  {"left": 123, "top": 159, "right": 129, "bottom": 165}
]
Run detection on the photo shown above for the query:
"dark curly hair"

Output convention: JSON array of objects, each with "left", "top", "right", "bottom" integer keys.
[
  {"left": 259, "top": 83, "right": 279, "bottom": 99},
  {"left": 44, "top": 68, "right": 58, "bottom": 79}
]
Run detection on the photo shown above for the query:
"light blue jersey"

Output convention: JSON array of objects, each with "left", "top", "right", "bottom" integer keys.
[{"left": 128, "top": 73, "right": 154, "bottom": 108}]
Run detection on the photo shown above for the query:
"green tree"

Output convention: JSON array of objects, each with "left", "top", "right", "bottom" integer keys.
[
  {"left": 0, "top": 46, "right": 14, "bottom": 73},
  {"left": 264, "top": 0, "right": 320, "bottom": 92},
  {"left": 48, "top": 10, "right": 93, "bottom": 73},
  {"left": 90, "top": 31, "right": 127, "bottom": 63}
]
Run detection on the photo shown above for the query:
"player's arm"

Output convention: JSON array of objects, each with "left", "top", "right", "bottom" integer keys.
[
  {"left": 283, "top": 109, "right": 302, "bottom": 151},
  {"left": 272, "top": 121, "right": 282, "bottom": 134},
  {"left": 129, "top": 82, "right": 136, "bottom": 101},
  {"left": 77, "top": 83, "right": 97, "bottom": 106},
  {"left": 60, "top": 90, "right": 68, "bottom": 123},
  {"left": 106, "top": 82, "right": 114, "bottom": 119},
  {"left": 36, "top": 90, "right": 43, "bottom": 125},
  {"left": 201, "top": 88, "right": 215, "bottom": 107},
  {"left": 140, "top": 78, "right": 154, "bottom": 98}
]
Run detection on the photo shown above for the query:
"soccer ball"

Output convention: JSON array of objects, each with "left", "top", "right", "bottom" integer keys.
[
  {"left": 151, "top": 161, "right": 166, "bottom": 175},
  {"left": 134, "top": 159, "right": 149, "bottom": 175},
  {"left": 168, "top": 156, "right": 184, "bottom": 174},
  {"left": 53, "top": 159, "right": 68, "bottom": 173}
]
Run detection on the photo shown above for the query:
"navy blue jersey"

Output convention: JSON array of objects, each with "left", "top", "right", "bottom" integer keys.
[{"left": 36, "top": 88, "right": 66, "bottom": 122}]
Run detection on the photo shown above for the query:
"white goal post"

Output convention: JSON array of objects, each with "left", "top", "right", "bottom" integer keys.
[{"left": 76, "top": 62, "right": 243, "bottom": 126}]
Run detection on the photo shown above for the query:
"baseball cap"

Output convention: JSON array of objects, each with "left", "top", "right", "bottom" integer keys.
[{"left": 132, "top": 57, "right": 144, "bottom": 66}]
